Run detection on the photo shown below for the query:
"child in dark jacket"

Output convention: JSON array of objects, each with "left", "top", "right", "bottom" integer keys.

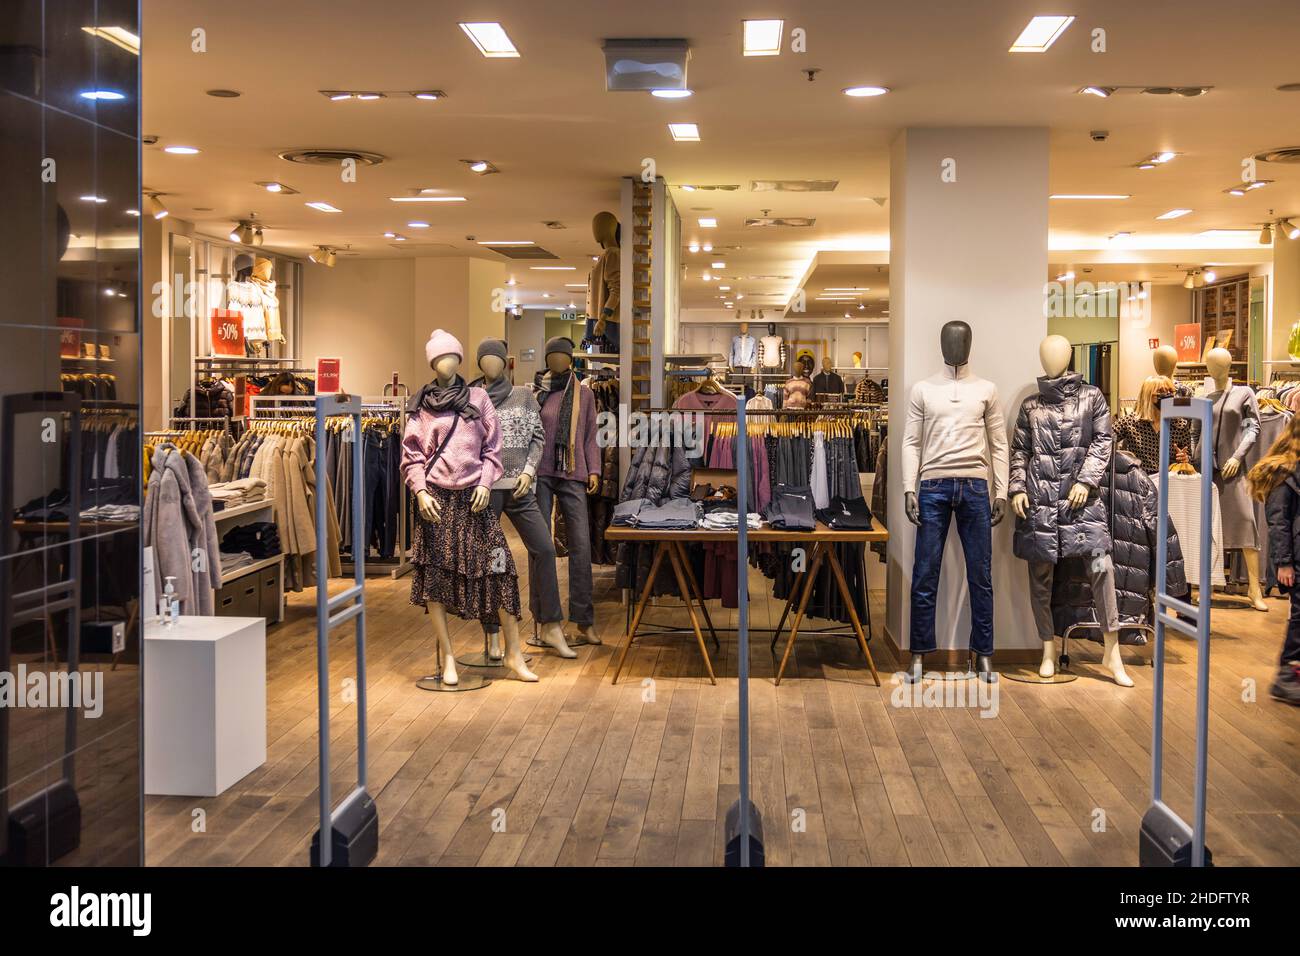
[{"left": 1247, "top": 416, "right": 1300, "bottom": 705}]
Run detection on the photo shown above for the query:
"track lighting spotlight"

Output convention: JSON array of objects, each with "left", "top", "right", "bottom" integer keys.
[
  {"left": 1183, "top": 271, "right": 1195, "bottom": 290},
  {"left": 1280, "top": 218, "right": 1300, "bottom": 241},
  {"left": 145, "top": 193, "right": 168, "bottom": 220},
  {"left": 1260, "top": 222, "right": 1274, "bottom": 245},
  {"left": 310, "top": 246, "right": 337, "bottom": 268},
  {"left": 1203, "top": 268, "right": 1217, "bottom": 283},
  {"left": 253, "top": 227, "right": 264, "bottom": 247}
]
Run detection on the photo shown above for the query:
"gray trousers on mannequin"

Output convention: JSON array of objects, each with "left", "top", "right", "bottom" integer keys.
[
  {"left": 535, "top": 475, "right": 594, "bottom": 628},
  {"left": 1027, "top": 556, "right": 1120, "bottom": 642},
  {"left": 483, "top": 488, "right": 564, "bottom": 635}
]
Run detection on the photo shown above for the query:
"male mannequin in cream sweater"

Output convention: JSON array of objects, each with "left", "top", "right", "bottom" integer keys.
[{"left": 902, "top": 321, "right": 1009, "bottom": 683}]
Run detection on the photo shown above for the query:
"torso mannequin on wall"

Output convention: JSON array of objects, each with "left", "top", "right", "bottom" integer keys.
[
  {"left": 1195, "top": 346, "right": 1267, "bottom": 609},
  {"left": 1009, "top": 334, "right": 1130, "bottom": 685},
  {"left": 901, "top": 320, "right": 1008, "bottom": 683},
  {"left": 535, "top": 336, "right": 603, "bottom": 645},
  {"left": 587, "top": 212, "right": 621, "bottom": 354},
  {"left": 403, "top": 330, "right": 533, "bottom": 684},
  {"left": 471, "top": 338, "right": 575, "bottom": 660}
]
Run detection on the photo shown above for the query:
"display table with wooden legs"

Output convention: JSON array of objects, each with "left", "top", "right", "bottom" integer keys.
[{"left": 604, "top": 522, "right": 887, "bottom": 687}]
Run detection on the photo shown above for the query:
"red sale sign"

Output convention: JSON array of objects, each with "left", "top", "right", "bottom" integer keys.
[
  {"left": 210, "top": 309, "right": 245, "bottom": 356},
  {"left": 316, "top": 357, "right": 342, "bottom": 394},
  {"left": 1174, "top": 323, "right": 1202, "bottom": 363}
]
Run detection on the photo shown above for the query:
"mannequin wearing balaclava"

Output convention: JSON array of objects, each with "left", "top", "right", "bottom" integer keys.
[
  {"left": 587, "top": 212, "right": 621, "bottom": 353},
  {"left": 901, "top": 320, "right": 1009, "bottom": 684}
]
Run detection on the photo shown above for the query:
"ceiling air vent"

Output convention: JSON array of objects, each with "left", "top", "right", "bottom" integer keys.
[
  {"left": 279, "top": 148, "right": 388, "bottom": 166},
  {"left": 750, "top": 180, "right": 838, "bottom": 192},
  {"left": 745, "top": 217, "right": 816, "bottom": 228},
  {"left": 1256, "top": 147, "right": 1300, "bottom": 164},
  {"left": 481, "top": 244, "right": 559, "bottom": 260}
]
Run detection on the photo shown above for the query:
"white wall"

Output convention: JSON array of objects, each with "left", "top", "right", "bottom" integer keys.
[
  {"left": 1117, "top": 283, "right": 1190, "bottom": 401},
  {"left": 888, "top": 127, "right": 1049, "bottom": 654},
  {"left": 302, "top": 259, "right": 419, "bottom": 395}
]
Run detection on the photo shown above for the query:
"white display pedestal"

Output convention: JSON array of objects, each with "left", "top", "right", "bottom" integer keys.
[{"left": 145, "top": 615, "right": 267, "bottom": 797}]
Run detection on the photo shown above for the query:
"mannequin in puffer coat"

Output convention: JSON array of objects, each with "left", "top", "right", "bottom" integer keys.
[
  {"left": 1051, "top": 450, "right": 1189, "bottom": 643},
  {"left": 1009, "top": 371, "right": 1114, "bottom": 563}
]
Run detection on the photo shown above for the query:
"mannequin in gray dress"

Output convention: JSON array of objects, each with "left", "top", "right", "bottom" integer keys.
[{"left": 1194, "top": 347, "right": 1266, "bottom": 610}]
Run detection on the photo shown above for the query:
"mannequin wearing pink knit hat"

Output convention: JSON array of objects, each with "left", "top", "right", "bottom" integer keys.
[{"left": 403, "top": 328, "right": 536, "bottom": 684}]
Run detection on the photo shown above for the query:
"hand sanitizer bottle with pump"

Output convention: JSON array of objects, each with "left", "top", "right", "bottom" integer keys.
[{"left": 162, "top": 576, "right": 179, "bottom": 628}]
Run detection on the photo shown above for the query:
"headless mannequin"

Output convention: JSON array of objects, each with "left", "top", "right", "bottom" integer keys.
[
  {"left": 415, "top": 353, "right": 536, "bottom": 683},
  {"left": 1206, "top": 347, "right": 1267, "bottom": 610},
  {"left": 540, "top": 349, "right": 602, "bottom": 644},
  {"left": 731, "top": 321, "right": 755, "bottom": 371},
  {"left": 590, "top": 212, "right": 620, "bottom": 338},
  {"left": 903, "top": 321, "right": 1008, "bottom": 683},
  {"left": 480, "top": 353, "right": 576, "bottom": 658},
  {"left": 1012, "top": 335, "right": 1131, "bottom": 685}
]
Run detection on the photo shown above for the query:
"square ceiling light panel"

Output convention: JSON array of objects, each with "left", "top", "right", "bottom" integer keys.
[{"left": 603, "top": 39, "right": 691, "bottom": 92}]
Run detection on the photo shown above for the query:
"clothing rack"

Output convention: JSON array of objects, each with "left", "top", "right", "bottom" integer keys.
[{"left": 169, "top": 415, "right": 232, "bottom": 433}]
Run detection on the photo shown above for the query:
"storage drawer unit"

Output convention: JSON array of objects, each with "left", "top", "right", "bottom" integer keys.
[{"left": 216, "top": 574, "right": 260, "bottom": 618}]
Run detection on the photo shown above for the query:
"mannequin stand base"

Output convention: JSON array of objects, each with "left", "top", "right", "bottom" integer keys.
[
  {"left": 1001, "top": 668, "right": 1079, "bottom": 684},
  {"left": 416, "top": 673, "right": 491, "bottom": 693},
  {"left": 903, "top": 668, "right": 977, "bottom": 684}
]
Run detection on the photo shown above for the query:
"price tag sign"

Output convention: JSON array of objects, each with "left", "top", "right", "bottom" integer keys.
[
  {"left": 1174, "top": 323, "right": 1201, "bottom": 363},
  {"left": 210, "top": 309, "right": 245, "bottom": 356},
  {"left": 317, "top": 357, "right": 342, "bottom": 394}
]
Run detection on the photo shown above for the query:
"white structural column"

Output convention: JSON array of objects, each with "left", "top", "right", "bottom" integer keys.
[
  {"left": 887, "top": 128, "right": 1048, "bottom": 654},
  {"left": 1271, "top": 225, "right": 1300, "bottom": 361}
]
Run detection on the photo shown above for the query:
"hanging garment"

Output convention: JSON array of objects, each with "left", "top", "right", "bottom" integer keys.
[{"left": 1166, "top": 471, "right": 1226, "bottom": 586}]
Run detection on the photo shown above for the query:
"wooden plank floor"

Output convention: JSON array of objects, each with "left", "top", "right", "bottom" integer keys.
[{"left": 145, "top": 536, "right": 1300, "bottom": 866}]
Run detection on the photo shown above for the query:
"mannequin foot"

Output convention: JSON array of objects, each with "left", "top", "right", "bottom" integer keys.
[
  {"left": 1102, "top": 633, "right": 1133, "bottom": 687},
  {"left": 974, "top": 654, "right": 998, "bottom": 683},
  {"left": 904, "top": 652, "right": 925, "bottom": 684},
  {"left": 1249, "top": 590, "right": 1269, "bottom": 611},
  {"left": 1039, "top": 639, "right": 1059, "bottom": 678},
  {"left": 505, "top": 653, "right": 539, "bottom": 682},
  {"left": 541, "top": 622, "right": 577, "bottom": 659},
  {"left": 442, "top": 653, "right": 460, "bottom": 686},
  {"left": 577, "top": 623, "right": 602, "bottom": 646}
]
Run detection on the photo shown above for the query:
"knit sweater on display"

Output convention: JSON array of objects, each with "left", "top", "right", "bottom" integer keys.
[
  {"left": 473, "top": 378, "right": 545, "bottom": 491},
  {"left": 401, "top": 387, "right": 503, "bottom": 493},
  {"left": 537, "top": 382, "right": 601, "bottom": 483},
  {"left": 901, "top": 364, "right": 1009, "bottom": 499}
]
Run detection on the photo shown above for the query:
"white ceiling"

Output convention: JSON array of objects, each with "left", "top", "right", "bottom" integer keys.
[{"left": 141, "top": 0, "right": 1300, "bottom": 311}]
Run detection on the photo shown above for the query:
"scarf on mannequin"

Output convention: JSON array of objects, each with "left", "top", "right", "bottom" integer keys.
[
  {"left": 470, "top": 373, "right": 513, "bottom": 409},
  {"left": 537, "top": 369, "right": 579, "bottom": 473},
  {"left": 409, "top": 373, "right": 480, "bottom": 421}
]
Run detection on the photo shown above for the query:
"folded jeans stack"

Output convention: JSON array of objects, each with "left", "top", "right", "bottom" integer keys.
[
  {"left": 631, "top": 498, "right": 702, "bottom": 529},
  {"left": 816, "top": 496, "right": 875, "bottom": 530},
  {"left": 765, "top": 483, "right": 816, "bottom": 532},
  {"left": 612, "top": 497, "right": 652, "bottom": 526},
  {"left": 220, "top": 520, "right": 282, "bottom": 560}
]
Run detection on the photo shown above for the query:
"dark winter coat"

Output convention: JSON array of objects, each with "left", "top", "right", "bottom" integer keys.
[
  {"left": 1009, "top": 372, "right": 1113, "bottom": 564},
  {"left": 1051, "top": 451, "right": 1189, "bottom": 642},
  {"left": 1264, "top": 467, "right": 1300, "bottom": 585},
  {"left": 615, "top": 439, "right": 693, "bottom": 594}
]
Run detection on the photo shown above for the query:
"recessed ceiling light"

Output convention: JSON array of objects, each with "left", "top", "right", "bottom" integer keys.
[
  {"left": 125, "top": 208, "right": 140, "bottom": 217},
  {"left": 651, "top": 89, "right": 693, "bottom": 99},
  {"left": 264, "top": 183, "right": 282, "bottom": 193},
  {"left": 394, "top": 235, "right": 407, "bottom": 242},
  {"left": 389, "top": 195, "right": 468, "bottom": 202},
  {"left": 530, "top": 266, "right": 576, "bottom": 271},
  {"left": 1137, "top": 162, "right": 1158, "bottom": 170},
  {"left": 256, "top": 181, "right": 297, "bottom": 194},
  {"left": 1050, "top": 194, "right": 1131, "bottom": 200},
  {"left": 412, "top": 92, "right": 443, "bottom": 100},
  {"left": 79, "top": 89, "right": 125, "bottom": 100},
  {"left": 824, "top": 287, "right": 871, "bottom": 292},
  {"left": 1154, "top": 151, "right": 1178, "bottom": 163},
  {"left": 711, "top": 261, "right": 725, "bottom": 268},
  {"left": 81, "top": 26, "right": 140, "bottom": 54},
  {"left": 306, "top": 201, "right": 342, "bottom": 212},
  {"left": 164, "top": 145, "right": 200, "bottom": 154},
  {"left": 330, "top": 92, "right": 353, "bottom": 101},
  {"left": 702, "top": 243, "right": 712, "bottom": 252},
  {"left": 1078, "top": 86, "right": 1115, "bottom": 97},
  {"left": 80, "top": 195, "right": 108, "bottom": 203},
  {"left": 464, "top": 160, "right": 498, "bottom": 174},
  {"left": 565, "top": 283, "right": 586, "bottom": 288},
  {"left": 460, "top": 22, "right": 519, "bottom": 58},
  {"left": 1009, "top": 15, "right": 1075, "bottom": 53},
  {"left": 842, "top": 86, "right": 889, "bottom": 97},
  {"left": 356, "top": 93, "right": 383, "bottom": 101},
  {"left": 688, "top": 242, "right": 700, "bottom": 252},
  {"left": 407, "top": 221, "right": 430, "bottom": 228},
  {"left": 698, "top": 218, "right": 717, "bottom": 228},
  {"left": 669, "top": 123, "right": 700, "bottom": 142},
  {"left": 478, "top": 240, "right": 533, "bottom": 246},
  {"left": 1156, "top": 208, "right": 1193, "bottom": 220},
  {"left": 541, "top": 293, "right": 552, "bottom": 298},
  {"left": 719, "top": 285, "right": 731, "bottom": 291},
  {"left": 742, "top": 19, "right": 784, "bottom": 56},
  {"left": 1056, "top": 271, "right": 1075, "bottom": 281},
  {"left": 383, "top": 231, "right": 396, "bottom": 238}
]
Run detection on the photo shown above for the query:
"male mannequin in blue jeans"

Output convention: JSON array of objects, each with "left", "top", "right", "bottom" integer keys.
[{"left": 902, "top": 321, "right": 1009, "bottom": 683}]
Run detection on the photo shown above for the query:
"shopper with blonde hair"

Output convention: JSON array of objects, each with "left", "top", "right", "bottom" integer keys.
[
  {"left": 1247, "top": 413, "right": 1300, "bottom": 704},
  {"left": 1114, "top": 375, "right": 1191, "bottom": 474}
]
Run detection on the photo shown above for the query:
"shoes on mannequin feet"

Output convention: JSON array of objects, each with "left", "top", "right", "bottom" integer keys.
[
  {"left": 974, "top": 654, "right": 998, "bottom": 683},
  {"left": 1102, "top": 633, "right": 1133, "bottom": 687},
  {"left": 577, "top": 623, "right": 602, "bottom": 646},
  {"left": 541, "top": 622, "right": 577, "bottom": 659},
  {"left": 1251, "top": 597, "right": 1269, "bottom": 612},
  {"left": 442, "top": 653, "right": 459, "bottom": 687}
]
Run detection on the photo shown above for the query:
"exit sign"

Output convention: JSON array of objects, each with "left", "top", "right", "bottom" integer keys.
[{"left": 560, "top": 311, "right": 579, "bottom": 321}]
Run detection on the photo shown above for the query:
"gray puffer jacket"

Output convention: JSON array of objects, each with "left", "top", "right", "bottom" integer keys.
[
  {"left": 1051, "top": 450, "right": 1188, "bottom": 642},
  {"left": 1009, "top": 372, "right": 1113, "bottom": 564}
]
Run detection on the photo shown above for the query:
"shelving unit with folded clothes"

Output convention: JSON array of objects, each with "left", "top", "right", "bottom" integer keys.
[{"left": 212, "top": 498, "right": 284, "bottom": 624}]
